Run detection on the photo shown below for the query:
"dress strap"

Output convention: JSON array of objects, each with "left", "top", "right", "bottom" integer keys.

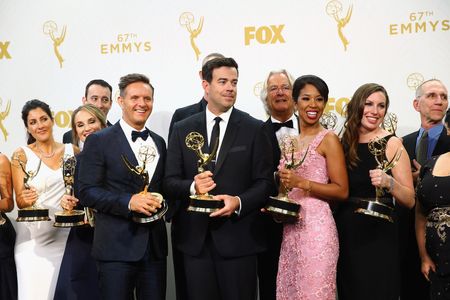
[
  {"left": 20, "top": 146, "right": 40, "bottom": 171},
  {"left": 309, "top": 130, "right": 331, "bottom": 151}
]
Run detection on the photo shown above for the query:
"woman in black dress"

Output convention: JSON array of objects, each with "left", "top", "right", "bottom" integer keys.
[
  {"left": 335, "top": 83, "right": 415, "bottom": 299},
  {"left": 416, "top": 151, "right": 450, "bottom": 299},
  {"left": 54, "top": 104, "right": 106, "bottom": 300},
  {"left": 0, "top": 153, "right": 17, "bottom": 300}
]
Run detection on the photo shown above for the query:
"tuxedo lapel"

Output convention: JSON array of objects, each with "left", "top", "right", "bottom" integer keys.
[
  {"left": 194, "top": 112, "right": 209, "bottom": 156},
  {"left": 149, "top": 131, "right": 164, "bottom": 186},
  {"left": 214, "top": 110, "right": 240, "bottom": 174}
]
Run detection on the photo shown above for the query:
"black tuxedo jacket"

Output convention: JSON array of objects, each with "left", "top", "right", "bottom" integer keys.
[
  {"left": 164, "top": 108, "right": 273, "bottom": 258},
  {"left": 62, "top": 120, "right": 113, "bottom": 144},
  {"left": 403, "top": 126, "right": 450, "bottom": 162},
  {"left": 78, "top": 122, "right": 168, "bottom": 261},
  {"left": 168, "top": 98, "right": 207, "bottom": 139}
]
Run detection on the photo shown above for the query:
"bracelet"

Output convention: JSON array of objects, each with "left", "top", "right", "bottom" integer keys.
[
  {"left": 305, "top": 180, "right": 312, "bottom": 193},
  {"left": 388, "top": 176, "right": 394, "bottom": 193}
]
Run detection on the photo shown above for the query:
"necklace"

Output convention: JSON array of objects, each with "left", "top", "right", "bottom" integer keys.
[{"left": 36, "top": 143, "right": 55, "bottom": 159}]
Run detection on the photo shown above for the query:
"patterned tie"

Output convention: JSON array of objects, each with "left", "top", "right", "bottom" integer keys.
[
  {"left": 209, "top": 117, "right": 221, "bottom": 170},
  {"left": 272, "top": 119, "right": 294, "bottom": 132},
  {"left": 131, "top": 129, "right": 149, "bottom": 142},
  {"left": 416, "top": 130, "right": 429, "bottom": 165}
]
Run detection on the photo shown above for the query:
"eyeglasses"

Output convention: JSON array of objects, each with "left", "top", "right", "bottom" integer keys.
[{"left": 268, "top": 85, "right": 291, "bottom": 94}]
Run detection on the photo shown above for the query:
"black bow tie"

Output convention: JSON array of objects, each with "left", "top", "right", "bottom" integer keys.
[
  {"left": 131, "top": 129, "right": 149, "bottom": 142},
  {"left": 272, "top": 120, "right": 294, "bottom": 132}
]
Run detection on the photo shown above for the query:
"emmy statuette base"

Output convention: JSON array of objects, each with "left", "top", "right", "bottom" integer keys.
[
  {"left": 188, "top": 194, "right": 224, "bottom": 213},
  {"left": 17, "top": 207, "right": 51, "bottom": 222},
  {"left": 353, "top": 198, "right": 394, "bottom": 223},
  {"left": 265, "top": 196, "right": 301, "bottom": 222},
  {"left": 53, "top": 210, "right": 86, "bottom": 227},
  {"left": 132, "top": 193, "right": 168, "bottom": 223}
]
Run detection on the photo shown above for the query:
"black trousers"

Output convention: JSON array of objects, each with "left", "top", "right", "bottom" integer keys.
[{"left": 183, "top": 235, "right": 257, "bottom": 300}]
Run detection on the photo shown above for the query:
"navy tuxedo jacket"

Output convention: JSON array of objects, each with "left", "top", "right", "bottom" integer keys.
[
  {"left": 164, "top": 108, "right": 273, "bottom": 258},
  {"left": 78, "top": 122, "right": 168, "bottom": 261}
]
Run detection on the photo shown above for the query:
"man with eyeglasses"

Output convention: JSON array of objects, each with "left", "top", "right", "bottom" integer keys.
[
  {"left": 399, "top": 79, "right": 449, "bottom": 300},
  {"left": 258, "top": 69, "right": 297, "bottom": 300}
]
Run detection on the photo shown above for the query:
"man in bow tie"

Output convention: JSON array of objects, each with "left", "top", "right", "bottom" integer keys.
[
  {"left": 259, "top": 69, "right": 297, "bottom": 300},
  {"left": 78, "top": 73, "right": 167, "bottom": 299}
]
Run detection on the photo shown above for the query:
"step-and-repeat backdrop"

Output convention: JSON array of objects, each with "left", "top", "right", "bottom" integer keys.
[
  {"left": 1, "top": 1, "right": 449, "bottom": 298},
  {"left": 1, "top": 0, "right": 449, "bottom": 156}
]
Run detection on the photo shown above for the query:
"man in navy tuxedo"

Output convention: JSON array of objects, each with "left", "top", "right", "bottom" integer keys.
[
  {"left": 259, "top": 69, "right": 297, "bottom": 300},
  {"left": 167, "top": 52, "right": 224, "bottom": 300},
  {"left": 78, "top": 73, "right": 167, "bottom": 300},
  {"left": 164, "top": 57, "right": 273, "bottom": 300},
  {"left": 62, "top": 79, "right": 113, "bottom": 144},
  {"left": 399, "top": 79, "right": 449, "bottom": 300}
]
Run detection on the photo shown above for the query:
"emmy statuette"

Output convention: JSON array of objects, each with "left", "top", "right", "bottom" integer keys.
[
  {"left": 54, "top": 155, "right": 85, "bottom": 227},
  {"left": 265, "top": 135, "right": 308, "bottom": 222},
  {"left": 14, "top": 154, "right": 50, "bottom": 222},
  {"left": 354, "top": 137, "right": 402, "bottom": 223},
  {"left": 185, "top": 132, "right": 224, "bottom": 213},
  {"left": 122, "top": 145, "right": 167, "bottom": 223}
]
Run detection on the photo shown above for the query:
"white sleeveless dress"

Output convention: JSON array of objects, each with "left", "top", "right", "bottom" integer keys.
[{"left": 14, "top": 145, "right": 72, "bottom": 300}]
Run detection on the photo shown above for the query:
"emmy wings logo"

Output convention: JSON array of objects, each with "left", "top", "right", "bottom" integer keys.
[
  {"left": 0, "top": 98, "right": 11, "bottom": 141},
  {"left": 43, "top": 21, "right": 66, "bottom": 68},
  {"left": 179, "top": 12, "right": 204, "bottom": 61},
  {"left": 326, "top": 1, "right": 353, "bottom": 51},
  {"left": 253, "top": 82, "right": 263, "bottom": 97},
  {"left": 407, "top": 73, "right": 424, "bottom": 91}
]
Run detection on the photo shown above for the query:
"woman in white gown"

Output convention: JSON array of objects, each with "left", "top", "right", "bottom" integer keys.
[{"left": 11, "top": 99, "right": 78, "bottom": 300}]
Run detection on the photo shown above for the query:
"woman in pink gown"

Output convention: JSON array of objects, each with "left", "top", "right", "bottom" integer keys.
[{"left": 276, "top": 75, "right": 348, "bottom": 300}]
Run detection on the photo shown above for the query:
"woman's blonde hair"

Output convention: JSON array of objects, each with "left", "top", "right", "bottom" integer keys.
[{"left": 71, "top": 104, "right": 107, "bottom": 146}]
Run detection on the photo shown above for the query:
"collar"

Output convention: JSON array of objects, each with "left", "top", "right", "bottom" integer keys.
[
  {"left": 120, "top": 119, "right": 148, "bottom": 142},
  {"left": 420, "top": 124, "right": 444, "bottom": 139},
  {"left": 206, "top": 105, "right": 233, "bottom": 125}
]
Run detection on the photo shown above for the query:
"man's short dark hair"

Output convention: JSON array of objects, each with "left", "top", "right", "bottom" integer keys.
[
  {"left": 85, "top": 79, "right": 113, "bottom": 98},
  {"left": 118, "top": 73, "right": 154, "bottom": 97},
  {"left": 201, "top": 57, "right": 239, "bottom": 83}
]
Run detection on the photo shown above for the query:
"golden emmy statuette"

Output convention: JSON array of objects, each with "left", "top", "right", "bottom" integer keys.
[
  {"left": 382, "top": 112, "right": 398, "bottom": 135},
  {"left": 265, "top": 135, "right": 308, "bottom": 222},
  {"left": 122, "top": 145, "right": 167, "bottom": 223},
  {"left": 326, "top": 0, "right": 353, "bottom": 51},
  {"left": 185, "top": 131, "right": 224, "bottom": 213},
  {"left": 54, "top": 155, "right": 85, "bottom": 228},
  {"left": 0, "top": 98, "right": 11, "bottom": 142},
  {"left": 13, "top": 154, "right": 50, "bottom": 222},
  {"left": 354, "top": 137, "right": 403, "bottom": 223},
  {"left": 179, "top": 12, "right": 203, "bottom": 61},
  {"left": 43, "top": 20, "right": 66, "bottom": 68}
]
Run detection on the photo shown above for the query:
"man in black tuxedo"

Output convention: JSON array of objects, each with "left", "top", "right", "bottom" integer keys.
[
  {"left": 164, "top": 57, "right": 273, "bottom": 300},
  {"left": 78, "top": 73, "right": 167, "bottom": 300},
  {"left": 258, "top": 69, "right": 297, "bottom": 300},
  {"left": 62, "top": 79, "right": 113, "bottom": 144},
  {"left": 168, "top": 52, "right": 225, "bottom": 139},
  {"left": 400, "top": 79, "right": 449, "bottom": 300},
  {"left": 167, "top": 52, "right": 224, "bottom": 300}
]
